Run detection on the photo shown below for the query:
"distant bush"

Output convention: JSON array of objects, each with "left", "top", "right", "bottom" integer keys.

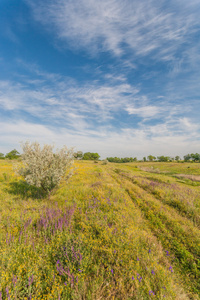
[
  {"left": 102, "top": 159, "right": 108, "bottom": 165},
  {"left": 17, "top": 142, "right": 74, "bottom": 196}
]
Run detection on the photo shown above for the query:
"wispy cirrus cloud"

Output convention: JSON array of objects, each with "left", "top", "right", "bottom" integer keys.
[
  {"left": 0, "top": 70, "right": 142, "bottom": 128},
  {"left": 1, "top": 64, "right": 199, "bottom": 157},
  {"left": 27, "top": 0, "right": 200, "bottom": 60}
]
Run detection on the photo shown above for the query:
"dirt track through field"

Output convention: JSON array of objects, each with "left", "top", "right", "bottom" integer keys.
[{"left": 106, "top": 166, "right": 200, "bottom": 296}]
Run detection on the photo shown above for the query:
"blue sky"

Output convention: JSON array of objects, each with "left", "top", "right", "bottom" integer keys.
[{"left": 0, "top": 0, "right": 200, "bottom": 159}]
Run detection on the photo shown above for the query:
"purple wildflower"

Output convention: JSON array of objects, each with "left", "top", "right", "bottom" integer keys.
[
  {"left": 137, "top": 274, "right": 142, "bottom": 282},
  {"left": 151, "top": 270, "right": 155, "bottom": 275},
  {"left": 148, "top": 249, "right": 151, "bottom": 253},
  {"left": 169, "top": 266, "right": 173, "bottom": 272},
  {"left": 6, "top": 287, "right": 10, "bottom": 300},
  {"left": 111, "top": 269, "right": 114, "bottom": 274},
  {"left": 28, "top": 275, "right": 34, "bottom": 286},
  {"left": 149, "top": 290, "right": 155, "bottom": 296},
  {"left": 137, "top": 257, "right": 139, "bottom": 261},
  {"left": 12, "top": 275, "right": 18, "bottom": 287},
  {"left": 132, "top": 276, "right": 135, "bottom": 280}
]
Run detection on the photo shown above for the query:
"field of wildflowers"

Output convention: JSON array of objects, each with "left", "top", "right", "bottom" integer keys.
[{"left": 0, "top": 160, "right": 199, "bottom": 299}]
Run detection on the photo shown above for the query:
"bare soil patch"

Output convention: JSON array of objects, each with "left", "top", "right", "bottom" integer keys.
[{"left": 175, "top": 174, "right": 200, "bottom": 182}]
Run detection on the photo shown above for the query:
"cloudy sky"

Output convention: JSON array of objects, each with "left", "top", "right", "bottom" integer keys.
[{"left": 0, "top": 0, "right": 200, "bottom": 159}]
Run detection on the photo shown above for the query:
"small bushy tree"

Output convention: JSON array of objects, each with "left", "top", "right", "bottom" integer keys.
[
  {"left": 74, "top": 151, "right": 83, "bottom": 159},
  {"left": 148, "top": 155, "right": 156, "bottom": 161},
  {"left": 82, "top": 152, "right": 100, "bottom": 160},
  {"left": 18, "top": 142, "right": 74, "bottom": 196},
  {"left": 175, "top": 156, "right": 181, "bottom": 161},
  {"left": 191, "top": 153, "right": 200, "bottom": 162},
  {"left": 184, "top": 154, "right": 191, "bottom": 162},
  {"left": 5, "top": 149, "right": 20, "bottom": 159}
]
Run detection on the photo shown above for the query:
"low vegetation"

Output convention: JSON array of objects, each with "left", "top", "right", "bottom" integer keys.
[{"left": 0, "top": 157, "right": 200, "bottom": 299}]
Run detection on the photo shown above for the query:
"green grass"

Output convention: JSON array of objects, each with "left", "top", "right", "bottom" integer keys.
[{"left": 0, "top": 160, "right": 200, "bottom": 299}]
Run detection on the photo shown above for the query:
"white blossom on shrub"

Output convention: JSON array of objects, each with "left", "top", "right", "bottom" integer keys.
[{"left": 18, "top": 142, "right": 74, "bottom": 195}]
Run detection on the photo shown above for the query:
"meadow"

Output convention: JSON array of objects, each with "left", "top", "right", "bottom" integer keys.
[{"left": 0, "top": 160, "right": 200, "bottom": 299}]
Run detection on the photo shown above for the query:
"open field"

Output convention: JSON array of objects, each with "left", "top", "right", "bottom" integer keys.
[{"left": 0, "top": 160, "right": 200, "bottom": 299}]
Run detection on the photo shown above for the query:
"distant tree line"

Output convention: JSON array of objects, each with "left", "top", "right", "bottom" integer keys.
[
  {"left": 1, "top": 149, "right": 200, "bottom": 163},
  {"left": 104, "top": 154, "right": 200, "bottom": 163},
  {"left": 143, "top": 154, "right": 200, "bottom": 162},
  {"left": 107, "top": 157, "right": 137, "bottom": 163}
]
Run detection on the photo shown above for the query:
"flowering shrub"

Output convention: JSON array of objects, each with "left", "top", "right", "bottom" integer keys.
[{"left": 18, "top": 142, "right": 74, "bottom": 195}]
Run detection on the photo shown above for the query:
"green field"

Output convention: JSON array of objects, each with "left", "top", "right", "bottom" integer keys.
[{"left": 0, "top": 160, "right": 200, "bottom": 299}]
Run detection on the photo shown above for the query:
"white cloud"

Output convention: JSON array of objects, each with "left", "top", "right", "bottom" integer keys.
[
  {"left": 27, "top": 0, "right": 200, "bottom": 60},
  {"left": 1, "top": 118, "right": 200, "bottom": 159},
  {"left": 178, "top": 117, "right": 200, "bottom": 134},
  {"left": 125, "top": 105, "right": 161, "bottom": 118}
]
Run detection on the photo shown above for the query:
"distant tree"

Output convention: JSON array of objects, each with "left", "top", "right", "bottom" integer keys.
[
  {"left": 83, "top": 152, "right": 100, "bottom": 160},
  {"left": 184, "top": 154, "right": 191, "bottom": 162},
  {"left": 147, "top": 155, "right": 156, "bottom": 161},
  {"left": 0, "top": 153, "right": 4, "bottom": 159},
  {"left": 143, "top": 157, "right": 147, "bottom": 162},
  {"left": 5, "top": 149, "right": 20, "bottom": 159},
  {"left": 74, "top": 151, "right": 83, "bottom": 159},
  {"left": 175, "top": 156, "right": 181, "bottom": 161},
  {"left": 133, "top": 157, "right": 137, "bottom": 161},
  {"left": 157, "top": 156, "right": 170, "bottom": 162},
  {"left": 191, "top": 153, "right": 200, "bottom": 162}
]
